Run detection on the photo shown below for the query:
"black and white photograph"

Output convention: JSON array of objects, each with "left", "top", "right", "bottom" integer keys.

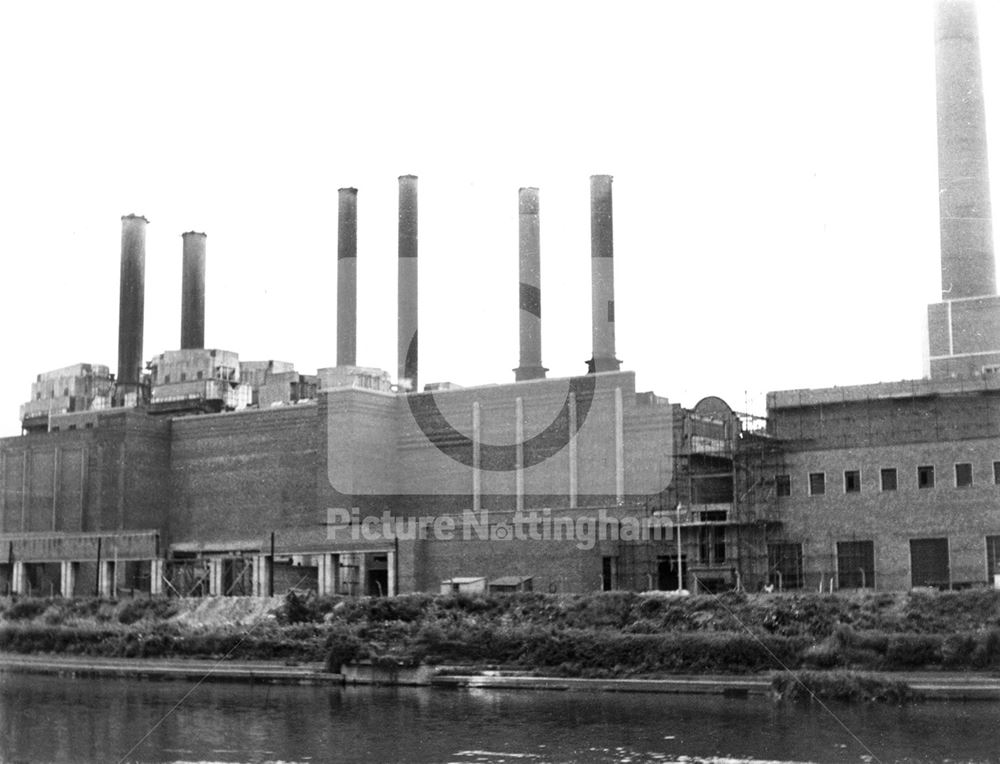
[{"left": 1, "top": 1, "right": 1000, "bottom": 761}]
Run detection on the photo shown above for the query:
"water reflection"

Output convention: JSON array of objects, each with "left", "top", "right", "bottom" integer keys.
[{"left": 0, "top": 672, "right": 997, "bottom": 762}]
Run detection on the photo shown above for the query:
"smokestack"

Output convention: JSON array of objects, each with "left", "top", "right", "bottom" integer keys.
[
  {"left": 117, "top": 214, "right": 147, "bottom": 404},
  {"left": 398, "top": 175, "right": 418, "bottom": 391},
  {"left": 337, "top": 188, "right": 358, "bottom": 367},
  {"left": 588, "top": 175, "right": 621, "bottom": 373},
  {"left": 937, "top": 0, "right": 995, "bottom": 298},
  {"left": 514, "top": 187, "right": 547, "bottom": 381},
  {"left": 180, "top": 232, "right": 206, "bottom": 350}
]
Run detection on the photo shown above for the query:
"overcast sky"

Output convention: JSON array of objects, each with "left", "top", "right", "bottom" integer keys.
[{"left": 0, "top": 0, "right": 994, "bottom": 436}]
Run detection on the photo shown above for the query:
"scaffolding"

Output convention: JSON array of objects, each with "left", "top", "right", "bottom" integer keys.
[{"left": 611, "top": 403, "right": 787, "bottom": 593}]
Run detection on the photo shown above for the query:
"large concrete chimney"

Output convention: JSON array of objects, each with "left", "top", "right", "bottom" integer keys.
[
  {"left": 514, "top": 187, "right": 547, "bottom": 381},
  {"left": 117, "top": 214, "right": 147, "bottom": 404},
  {"left": 180, "top": 231, "right": 206, "bottom": 350},
  {"left": 927, "top": 1, "right": 1000, "bottom": 379},
  {"left": 337, "top": 187, "right": 358, "bottom": 367},
  {"left": 588, "top": 175, "right": 621, "bottom": 373},
  {"left": 398, "top": 175, "right": 419, "bottom": 391},
  {"left": 937, "top": 0, "right": 995, "bottom": 299}
]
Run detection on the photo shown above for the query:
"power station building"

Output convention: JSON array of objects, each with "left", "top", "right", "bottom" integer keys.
[{"left": 1, "top": 0, "right": 999, "bottom": 598}]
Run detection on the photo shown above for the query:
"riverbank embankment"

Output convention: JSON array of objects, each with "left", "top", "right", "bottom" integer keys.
[
  {"left": 2, "top": 652, "right": 1000, "bottom": 701},
  {"left": 3, "top": 589, "right": 1000, "bottom": 701}
]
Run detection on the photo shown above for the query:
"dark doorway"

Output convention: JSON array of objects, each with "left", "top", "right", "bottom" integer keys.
[
  {"left": 368, "top": 569, "right": 388, "bottom": 597},
  {"left": 657, "top": 555, "right": 686, "bottom": 591},
  {"left": 24, "top": 563, "right": 60, "bottom": 597},
  {"left": 910, "top": 538, "right": 950, "bottom": 588}
]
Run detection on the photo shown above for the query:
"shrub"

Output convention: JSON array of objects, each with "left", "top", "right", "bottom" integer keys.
[
  {"left": 941, "top": 633, "right": 976, "bottom": 667},
  {"left": 3, "top": 598, "right": 48, "bottom": 621},
  {"left": 117, "top": 598, "right": 179, "bottom": 625},
  {"left": 365, "top": 594, "right": 433, "bottom": 623},
  {"left": 801, "top": 642, "right": 840, "bottom": 669},
  {"left": 885, "top": 634, "right": 941, "bottom": 669},
  {"left": 971, "top": 629, "right": 1000, "bottom": 668},
  {"left": 277, "top": 591, "right": 316, "bottom": 625},
  {"left": 325, "top": 632, "right": 362, "bottom": 673},
  {"left": 773, "top": 670, "right": 921, "bottom": 704}
]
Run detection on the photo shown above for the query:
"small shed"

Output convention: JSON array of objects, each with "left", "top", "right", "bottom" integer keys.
[
  {"left": 488, "top": 575, "right": 534, "bottom": 593},
  {"left": 440, "top": 576, "right": 487, "bottom": 594}
]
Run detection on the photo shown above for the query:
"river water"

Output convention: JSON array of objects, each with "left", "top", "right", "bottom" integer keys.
[{"left": 0, "top": 673, "right": 998, "bottom": 763}]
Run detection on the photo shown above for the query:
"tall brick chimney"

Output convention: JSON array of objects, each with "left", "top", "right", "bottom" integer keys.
[
  {"left": 117, "top": 214, "right": 147, "bottom": 404},
  {"left": 398, "top": 175, "right": 418, "bottom": 391},
  {"left": 514, "top": 187, "right": 547, "bottom": 381},
  {"left": 588, "top": 175, "right": 621, "bottom": 373},
  {"left": 927, "top": 1, "right": 1000, "bottom": 379},
  {"left": 180, "top": 231, "right": 206, "bottom": 350},
  {"left": 337, "top": 188, "right": 358, "bottom": 367},
  {"left": 937, "top": 0, "right": 995, "bottom": 299}
]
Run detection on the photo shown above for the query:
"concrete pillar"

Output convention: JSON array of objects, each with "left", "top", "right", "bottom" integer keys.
[
  {"left": 316, "top": 554, "right": 328, "bottom": 595},
  {"left": 387, "top": 550, "right": 397, "bottom": 596},
  {"left": 60, "top": 561, "right": 76, "bottom": 597},
  {"left": 317, "top": 553, "right": 340, "bottom": 596},
  {"left": 337, "top": 188, "right": 358, "bottom": 367},
  {"left": 514, "top": 187, "right": 547, "bottom": 381},
  {"left": 936, "top": 0, "right": 995, "bottom": 299},
  {"left": 254, "top": 554, "right": 271, "bottom": 597},
  {"left": 51, "top": 447, "right": 60, "bottom": 530},
  {"left": 515, "top": 397, "right": 525, "bottom": 512},
  {"left": 98, "top": 561, "right": 113, "bottom": 598},
  {"left": 397, "top": 175, "right": 419, "bottom": 392},
  {"left": 588, "top": 175, "right": 621, "bottom": 373},
  {"left": 472, "top": 401, "right": 482, "bottom": 512},
  {"left": 615, "top": 386, "right": 625, "bottom": 504},
  {"left": 150, "top": 559, "right": 164, "bottom": 596},
  {"left": 117, "top": 214, "right": 147, "bottom": 406},
  {"left": 356, "top": 552, "right": 368, "bottom": 596},
  {"left": 12, "top": 562, "right": 25, "bottom": 595},
  {"left": 181, "top": 231, "right": 207, "bottom": 349},
  {"left": 315, "top": 554, "right": 333, "bottom": 596},
  {"left": 208, "top": 558, "right": 224, "bottom": 596},
  {"left": 568, "top": 391, "right": 578, "bottom": 508}
]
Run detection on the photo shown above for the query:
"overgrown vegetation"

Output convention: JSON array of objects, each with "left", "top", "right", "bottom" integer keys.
[
  {"left": 772, "top": 671, "right": 922, "bottom": 704},
  {"left": 2, "top": 589, "right": 1000, "bottom": 677}
]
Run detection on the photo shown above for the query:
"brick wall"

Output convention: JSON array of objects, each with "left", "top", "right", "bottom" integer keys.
[
  {"left": 169, "top": 404, "right": 318, "bottom": 547},
  {"left": 773, "top": 435, "right": 1000, "bottom": 590}
]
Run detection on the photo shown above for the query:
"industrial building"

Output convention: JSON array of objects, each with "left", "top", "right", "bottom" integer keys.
[{"left": 1, "top": 0, "right": 998, "bottom": 598}]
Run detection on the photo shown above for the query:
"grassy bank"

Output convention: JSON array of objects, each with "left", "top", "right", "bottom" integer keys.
[
  {"left": 771, "top": 671, "right": 923, "bottom": 704},
  {"left": 2, "top": 589, "right": 1000, "bottom": 678}
]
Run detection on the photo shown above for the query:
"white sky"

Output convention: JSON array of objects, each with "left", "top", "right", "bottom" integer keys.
[{"left": 0, "top": 0, "right": 994, "bottom": 436}]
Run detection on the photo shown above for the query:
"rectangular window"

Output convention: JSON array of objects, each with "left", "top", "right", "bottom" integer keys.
[
  {"left": 698, "top": 526, "right": 726, "bottom": 564},
  {"left": 767, "top": 543, "right": 803, "bottom": 590},
  {"left": 956, "top": 463, "right": 973, "bottom": 488},
  {"left": 880, "top": 468, "right": 897, "bottom": 491},
  {"left": 808, "top": 472, "right": 825, "bottom": 496},
  {"left": 994, "top": 462, "right": 1000, "bottom": 485},
  {"left": 837, "top": 540, "right": 875, "bottom": 589},
  {"left": 776, "top": 474, "right": 791, "bottom": 497},
  {"left": 844, "top": 470, "right": 861, "bottom": 493},
  {"left": 987, "top": 536, "right": 1000, "bottom": 580},
  {"left": 918, "top": 465, "right": 935, "bottom": 489}
]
